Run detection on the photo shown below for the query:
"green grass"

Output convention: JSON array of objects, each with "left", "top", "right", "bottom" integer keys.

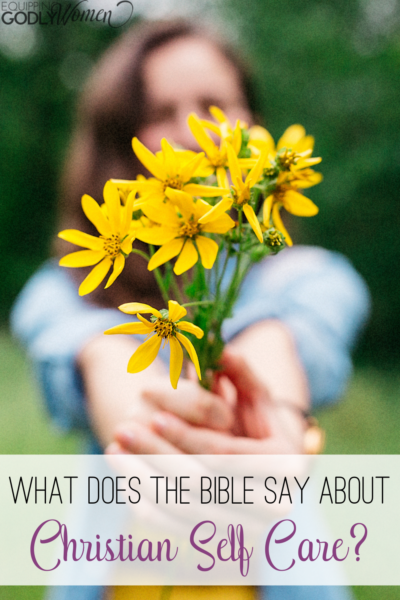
[
  {"left": 0, "top": 330, "right": 83, "bottom": 454},
  {"left": 315, "top": 366, "right": 400, "bottom": 455},
  {"left": 1, "top": 331, "right": 400, "bottom": 599}
]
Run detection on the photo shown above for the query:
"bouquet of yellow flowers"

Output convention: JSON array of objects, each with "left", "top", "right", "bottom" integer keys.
[{"left": 58, "top": 107, "right": 322, "bottom": 389}]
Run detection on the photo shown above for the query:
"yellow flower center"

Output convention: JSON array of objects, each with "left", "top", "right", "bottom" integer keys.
[
  {"left": 265, "top": 229, "right": 282, "bottom": 246},
  {"left": 232, "top": 186, "right": 250, "bottom": 207},
  {"left": 277, "top": 149, "right": 300, "bottom": 170},
  {"left": 273, "top": 184, "right": 290, "bottom": 202},
  {"left": 179, "top": 221, "right": 201, "bottom": 238},
  {"left": 154, "top": 318, "right": 175, "bottom": 339},
  {"left": 164, "top": 177, "right": 184, "bottom": 191},
  {"left": 101, "top": 234, "right": 121, "bottom": 257},
  {"left": 210, "top": 150, "right": 226, "bottom": 167}
]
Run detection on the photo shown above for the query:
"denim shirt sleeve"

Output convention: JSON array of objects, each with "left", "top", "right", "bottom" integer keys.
[
  {"left": 222, "top": 246, "right": 370, "bottom": 407},
  {"left": 10, "top": 262, "right": 133, "bottom": 432},
  {"left": 10, "top": 247, "right": 370, "bottom": 432}
]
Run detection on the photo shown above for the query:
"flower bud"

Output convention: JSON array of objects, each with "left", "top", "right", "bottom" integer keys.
[{"left": 263, "top": 228, "right": 286, "bottom": 254}]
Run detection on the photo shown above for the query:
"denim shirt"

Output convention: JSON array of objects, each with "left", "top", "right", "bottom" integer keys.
[
  {"left": 11, "top": 245, "right": 370, "bottom": 435},
  {"left": 10, "top": 246, "right": 369, "bottom": 600}
]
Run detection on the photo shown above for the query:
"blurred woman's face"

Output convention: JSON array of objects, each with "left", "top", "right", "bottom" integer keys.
[{"left": 137, "top": 36, "right": 252, "bottom": 152}]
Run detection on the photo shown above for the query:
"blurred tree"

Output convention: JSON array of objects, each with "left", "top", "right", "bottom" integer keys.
[
  {"left": 1, "top": 0, "right": 400, "bottom": 364},
  {"left": 0, "top": 15, "right": 127, "bottom": 320},
  {"left": 221, "top": 0, "right": 400, "bottom": 363}
]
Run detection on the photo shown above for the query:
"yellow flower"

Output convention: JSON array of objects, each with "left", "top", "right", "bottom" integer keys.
[
  {"left": 263, "top": 180, "right": 319, "bottom": 246},
  {"left": 247, "top": 124, "right": 322, "bottom": 174},
  {"left": 188, "top": 109, "right": 244, "bottom": 188},
  {"left": 284, "top": 168, "right": 323, "bottom": 189},
  {"left": 111, "top": 175, "right": 147, "bottom": 204},
  {"left": 58, "top": 181, "right": 135, "bottom": 295},
  {"left": 201, "top": 105, "right": 247, "bottom": 141},
  {"left": 134, "top": 189, "right": 235, "bottom": 275},
  {"left": 129, "top": 137, "right": 229, "bottom": 201},
  {"left": 104, "top": 300, "right": 204, "bottom": 389},
  {"left": 201, "top": 142, "right": 268, "bottom": 244}
]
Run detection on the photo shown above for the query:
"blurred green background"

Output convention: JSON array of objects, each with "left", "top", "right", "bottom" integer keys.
[
  {"left": 1, "top": 0, "right": 400, "bottom": 598},
  {"left": 1, "top": 0, "right": 400, "bottom": 362}
]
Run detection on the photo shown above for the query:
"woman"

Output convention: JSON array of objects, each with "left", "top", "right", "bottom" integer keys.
[{"left": 11, "top": 19, "right": 369, "bottom": 600}]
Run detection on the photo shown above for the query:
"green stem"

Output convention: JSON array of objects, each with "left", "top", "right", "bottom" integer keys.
[
  {"left": 130, "top": 248, "right": 150, "bottom": 261},
  {"left": 148, "top": 245, "right": 169, "bottom": 306},
  {"left": 182, "top": 300, "right": 214, "bottom": 308},
  {"left": 169, "top": 273, "right": 185, "bottom": 305}
]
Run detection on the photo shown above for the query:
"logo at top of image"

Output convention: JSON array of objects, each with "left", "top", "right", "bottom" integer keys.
[{"left": 1, "top": 0, "right": 134, "bottom": 27}]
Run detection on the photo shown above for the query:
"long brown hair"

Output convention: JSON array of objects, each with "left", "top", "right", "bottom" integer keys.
[{"left": 56, "top": 19, "right": 258, "bottom": 308}]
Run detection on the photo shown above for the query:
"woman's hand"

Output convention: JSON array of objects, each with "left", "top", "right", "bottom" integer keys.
[
  {"left": 109, "top": 347, "right": 307, "bottom": 455},
  {"left": 107, "top": 320, "right": 310, "bottom": 455},
  {"left": 79, "top": 333, "right": 235, "bottom": 450},
  {"left": 81, "top": 319, "right": 309, "bottom": 454}
]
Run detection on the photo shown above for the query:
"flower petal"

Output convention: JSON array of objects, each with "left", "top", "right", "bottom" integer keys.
[
  {"left": 263, "top": 195, "right": 274, "bottom": 226},
  {"left": 238, "top": 158, "right": 257, "bottom": 169},
  {"left": 132, "top": 137, "right": 167, "bottom": 181},
  {"left": 164, "top": 188, "right": 196, "bottom": 220},
  {"left": 169, "top": 336, "right": 184, "bottom": 389},
  {"left": 196, "top": 235, "right": 219, "bottom": 269},
  {"left": 243, "top": 204, "right": 263, "bottom": 243},
  {"left": 183, "top": 183, "right": 229, "bottom": 197},
  {"left": 198, "top": 198, "right": 233, "bottom": 225},
  {"left": 78, "top": 257, "right": 112, "bottom": 296},
  {"left": 121, "top": 187, "right": 136, "bottom": 238},
  {"left": 173, "top": 239, "right": 198, "bottom": 275},
  {"left": 127, "top": 334, "right": 162, "bottom": 373},
  {"left": 176, "top": 321, "right": 204, "bottom": 339},
  {"left": 148, "top": 238, "right": 185, "bottom": 271},
  {"left": 176, "top": 332, "right": 201, "bottom": 380},
  {"left": 246, "top": 146, "right": 269, "bottom": 188},
  {"left": 168, "top": 300, "right": 187, "bottom": 322},
  {"left": 135, "top": 226, "right": 177, "bottom": 245},
  {"left": 161, "top": 138, "right": 178, "bottom": 176},
  {"left": 232, "top": 120, "right": 242, "bottom": 155},
  {"left": 290, "top": 171, "right": 323, "bottom": 189},
  {"left": 200, "top": 119, "right": 221, "bottom": 136},
  {"left": 105, "top": 253, "right": 125, "bottom": 289},
  {"left": 120, "top": 237, "right": 134, "bottom": 254},
  {"left": 277, "top": 124, "right": 306, "bottom": 150},
  {"left": 296, "top": 156, "right": 322, "bottom": 169},
  {"left": 283, "top": 190, "right": 319, "bottom": 216},
  {"left": 58, "top": 229, "right": 104, "bottom": 251},
  {"left": 272, "top": 204, "right": 293, "bottom": 246},
  {"left": 226, "top": 143, "right": 243, "bottom": 189},
  {"left": 216, "top": 166, "right": 229, "bottom": 189},
  {"left": 81, "top": 195, "right": 112, "bottom": 237},
  {"left": 104, "top": 322, "right": 154, "bottom": 335},
  {"left": 103, "top": 181, "right": 121, "bottom": 233},
  {"left": 295, "top": 134, "right": 314, "bottom": 154},
  {"left": 202, "top": 213, "right": 235, "bottom": 234},
  {"left": 59, "top": 249, "right": 105, "bottom": 268},
  {"left": 249, "top": 125, "right": 276, "bottom": 154},
  {"left": 179, "top": 151, "right": 205, "bottom": 182},
  {"left": 128, "top": 179, "right": 164, "bottom": 196},
  {"left": 118, "top": 303, "right": 162, "bottom": 318},
  {"left": 141, "top": 200, "right": 179, "bottom": 225},
  {"left": 209, "top": 105, "right": 228, "bottom": 124},
  {"left": 136, "top": 313, "right": 155, "bottom": 327},
  {"left": 188, "top": 113, "right": 218, "bottom": 158}
]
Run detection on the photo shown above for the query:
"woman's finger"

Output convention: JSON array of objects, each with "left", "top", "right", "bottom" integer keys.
[
  {"left": 151, "top": 412, "right": 281, "bottom": 455},
  {"left": 219, "top": 348, "right": 268, "bottom": 402},
  {"left": 142, "top": 379, "right": 234, "bottom": 431},
  {"left": 113, "top": 421, "right": 182, "bottom": 455}
]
